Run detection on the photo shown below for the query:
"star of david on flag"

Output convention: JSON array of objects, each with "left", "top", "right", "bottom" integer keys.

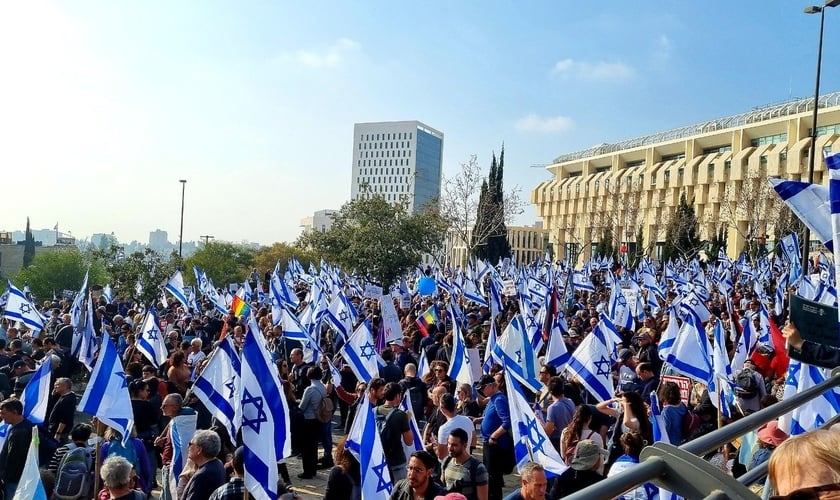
[
  {"left": 136, "top": 306, "right": 168, "bottom": 367},
  {"left": 78, "top": 331, "right": 134, "bottom": 445},
  {"left": 241, "top": 315, "right": 291, "bottom": 500},
  {"left": 339, "top": 320, "right": 383, "bottom": 382},
  {"left": 505, "top": 368, "right": 567, "bottom": 477},
  {"left": 565, "top": 317, "right": 615, "bottom": 402},
  {"left": 192, "top": 336, "right": 241, "bottom": 442},
  {"left": 345, "top": 395, "right": 393, "bottom": 500}
]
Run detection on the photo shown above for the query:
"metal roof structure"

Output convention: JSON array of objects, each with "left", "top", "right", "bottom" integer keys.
[{"left": 552, "top": 90, "right": 840, "bottom": 164}]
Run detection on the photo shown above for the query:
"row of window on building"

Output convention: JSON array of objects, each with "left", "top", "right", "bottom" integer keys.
[
  {"left": 360, "top": 131, "right": 413, "bottom": 142},
  {"left": 358, "top": 158, "right": 411, "bottom": 167},
  {"left": 359, "top": 167, "right": 412, "bottom": 176},
  {"left": 359, "top": 149, "right": 412, "bottom": 159},
  {"left": 357, "top": 179, "right": 410, "bottom": 192},
  {"left": 355, "top": 192, "right": 408, "bottom": 203}
]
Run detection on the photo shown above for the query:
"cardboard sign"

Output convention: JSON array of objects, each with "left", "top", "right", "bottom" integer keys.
[
  {"left": 364, "top": 284, "right": 384, "bottom": 298},
  {"left": 660, "top": 375, "right": 693, "bottom": 405},
  {"left": 400, "top": 294, "right": 412, "bottom": 310},
  {"left": 502, "top": 279, "right": 517, "bottom": 297}
]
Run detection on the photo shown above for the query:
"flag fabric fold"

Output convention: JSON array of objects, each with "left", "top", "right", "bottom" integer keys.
[
  {"left": 136, "top": 306, "right": 168, "bottom": 368},
  {"left": 11, "top": 426, "right": 48, "bottom": 500},
  {"left": 78, "top": 334, "right": 134, "bottom": 445},
  {"left": 21, "top": 357, "right": 53, "bottom": 425},
  {"left": 192, "top": 336, "right": 242, "bottom": 443}
]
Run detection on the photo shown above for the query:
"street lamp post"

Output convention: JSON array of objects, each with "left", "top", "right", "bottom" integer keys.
[
  {"left": 179, "top": 179, "right": 187, "bottom": 259},
  {"left": 802, "top": 0, "right": 840, "bottom": 273}
]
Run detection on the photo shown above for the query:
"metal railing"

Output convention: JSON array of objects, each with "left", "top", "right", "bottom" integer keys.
[{"left": 565, "top": 367, "right": 840, "bottom": 500}]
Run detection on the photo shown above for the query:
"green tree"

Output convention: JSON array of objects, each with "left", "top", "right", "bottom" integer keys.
[
  {"left": 184, "top": 241, "right": 256, "bottom": 288},
  {"left": 631, "top": 223, "right": 645, "bottom": 268},
  {"left": 297, "top": 195, "right": 446, "bottom": 286},
  {"left": 594, "top": 226, "right": 616, "bottom": 262},
  {"left": 87, "top": 246, "right": 179, "bottom": 305},
  {"left": 252, "top": 242, "right": 318, "bottom": 277},
  {"left": 707, "top": 227, "right": 728, "bottom": 263},
  {"left": 23, "top": 217, "right": 36, "bottom": 268},
  {"left": 13, "top": 248, "right": 108, "bottom": 300},
  {"left": 662, "top": 193, "right": 703, "bottom": 262},
  {"left": 473, "top": 147, "right": 512, "bottom": 262}
]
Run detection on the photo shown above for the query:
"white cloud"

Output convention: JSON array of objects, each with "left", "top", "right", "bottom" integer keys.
[
  {"left": 515, "top": 113, "right": 574, "bottom": 134},
  {"left": 290, "top": 38, "right": 360, "bottom": 68},
  {"left": 551, "top": 58, "right": 634, "bottom": 80}
]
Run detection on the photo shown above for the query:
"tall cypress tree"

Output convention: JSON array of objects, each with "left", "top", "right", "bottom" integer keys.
[
  {"left": 487, "top": 146, "right": 511, "bottom": 260},
  {"left": 23, "top": 217, "right": 35, "bottom": 268}
]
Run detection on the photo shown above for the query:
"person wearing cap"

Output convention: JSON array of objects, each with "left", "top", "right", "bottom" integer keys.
[
  {"left": 783, "top": 321, "right": 840, "bottom": 369},
  {"left": 502, "top": 462, "right": 547, "bottom": 500},
  {"left": 633, "top": 331, "right": 662, "bottom": 375},
  {"left": 747, "top": 420, "right": 788, "bottom": 471},
  {"left": 549, "top": 439, "right": 605, "bottom": 498},
  {"left": 474, "top": 374, "right": 512, "bottom": 500},
  {"left": 389, "top": 450, "right": 445, "bottom": 500}
]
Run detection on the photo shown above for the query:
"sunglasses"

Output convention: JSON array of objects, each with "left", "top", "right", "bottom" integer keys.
[
  {"left": 770, "top": 483, "right": 840, "bottom": 500},
  {"left": 434, "top": 368, "right": 444, "bottom": 372}
]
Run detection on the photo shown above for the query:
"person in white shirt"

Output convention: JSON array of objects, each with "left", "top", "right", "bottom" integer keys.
[
  {"left": 436, "top": 393, "right": 475, "bottom": 459},
  {"left": 187, "top": 338, "right": 206, "bottom": 380}
]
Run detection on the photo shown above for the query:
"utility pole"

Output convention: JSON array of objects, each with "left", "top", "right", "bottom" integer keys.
[{"left": 200, "top": 235, "right": 215, "bottom": 245}]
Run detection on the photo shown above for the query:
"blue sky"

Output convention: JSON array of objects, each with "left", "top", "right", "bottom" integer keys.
[{"left": 1, "top": 1, "right": 838, "bottom": 246}]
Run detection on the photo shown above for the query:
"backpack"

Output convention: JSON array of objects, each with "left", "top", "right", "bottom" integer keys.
[
  {"left": 563, "top": 429, "right": 594, "bottom": 466},
  {"left": 681, "top": 410, "right": 701, "bottom": 443},
  {"left": 54, "top": 444, "right": 93, "bottom": 500},
  {"left": 316, "top": 389, "right": 335, "bottom": 423},
  {"left": 441, "top": 455, "right": 481, "bottom": 500},
  {"left": 374, "top": 407, "right": 399, "bottom": 455},
  {"left": 735, "top": 368, "right": 759, "bottom": 399}
]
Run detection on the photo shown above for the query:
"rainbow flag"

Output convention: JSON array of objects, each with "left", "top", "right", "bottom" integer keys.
[
  {"left": 232, "top": 294, "right": 251, "bottom": 317},
  {"left": 415, "top": 304, "right": 438, "bottom": 337}
]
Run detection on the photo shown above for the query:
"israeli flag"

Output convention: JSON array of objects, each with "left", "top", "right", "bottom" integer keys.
[
  {"left": 827, "top": 153, "right": 840, "bottom": 331},
  {"left": 649, "top": 393, "right": 671, "bottom": 445},
  {"left": 4, "top": 281, "right": 45, "bottom": 332},
  {"left": 607, "top": 278, "right": 633, "bottom": 331},
  {"left": 21, "top": 357, "right": 53, "bottom": 425},
  {"left": 544, "top": 311, "right": 570, "bottom": 368},
  {"left": 345, "top": 396, "right": 393, "bottom": 500},
  {"left": 78, "top": 332, "right": 134, "bottom": 445},
  {"left": 400, "top": 388, "right": 423, "bottom": 454},
  {"left": 136, "top": 306, "right": 168, "bottom": 368},
  {"left": 709, "top": 319, "right": 734, "bottom": 418},
  {"left": 279, "top": 308, "right": 314, "bottom": 346},
  {"left": 164, "top": 269, "right": 190, "bottom": 310},
  {"left": 192, "top": 336, "right": 241, "bottom": 442},
  {"left": 339, "top": 320, "right": 383, "bottom": 383},
  {"left": 778, "top": 360, "right": 840, "bottom": 435},
  {"left": 102, "top": 284, "right": 114, "bottom": 304},
  {"left": 241, "top": 315, "right": 292, "bottom": 500},
  {"left": 664, "top": 310, "right": 712, "bottom": 383},
  {"left": 770, "top": 178, "right": 833, "bottom": 252},
  {"left": 168, "top": 413, "right": 197, "bottom": 498},
  {"left": 505, "top": 369, "right": 568, "bottom": 477},
  {"left": 70, "top": 271, "right": 89, "bottom": 328},
  {"left": 730, "top": 312, "right": 758, "bottom": 373},
  {"left": 72, "top": 293, "right": 97, "bottom": 372},
  {"left": 325, "top": 294, "right": 354, "bottom": 341},
  {"left": 566, "top": 317, "right": 615, "bottom": 402},
  {"left": 0, "top": 421, "right": 9, "bottom": 450},
  {"left": 492, "top": 315, "right": 541, "bottom": 392},
  {"left": 12, "top": 426, "right": 48, "bottom": 500},
  {"left": 448, "top": 311, "right": 474, "bottom": 389}
]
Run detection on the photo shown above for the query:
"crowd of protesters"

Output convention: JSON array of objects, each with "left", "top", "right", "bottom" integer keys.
[{"left": 0, "top": 259, "right": 837, "bottom": 500}]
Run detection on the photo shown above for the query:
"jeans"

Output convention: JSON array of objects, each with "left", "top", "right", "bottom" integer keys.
[{"left": 390, "top": 463, "right": 407, "bottom": 482}]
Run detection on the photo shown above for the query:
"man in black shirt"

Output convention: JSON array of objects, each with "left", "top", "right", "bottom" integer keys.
[{"left": 49, "top": 377, "right": 77, "bottom": 443}]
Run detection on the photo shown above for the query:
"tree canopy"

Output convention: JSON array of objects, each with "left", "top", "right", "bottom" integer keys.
[
  {"left": 473, "top": 148, "right": 512, "bottom": 263},
  {"left": 662, "top": 193, "right": 703, "bottom": 262},
  {"left": 252, "top": 242, "right": 318, "bottom": 277},
  {"left": 297, "top": 195, "right": 446, "bottom": 286},
  {"left": 184, "top": 241, "right": 257, "bottom": 288},
  {"left": 13, "top": 248, "right": 108, "bottom": 301}
]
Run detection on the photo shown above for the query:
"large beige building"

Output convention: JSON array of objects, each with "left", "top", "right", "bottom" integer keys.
[
  {"left": 532, "top": 92, "right": 840, "bottom": 263},
  {"left": 444, "top": 222, "right": 547, "bottom": 267}
]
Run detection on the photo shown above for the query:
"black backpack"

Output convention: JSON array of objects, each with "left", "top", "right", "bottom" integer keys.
[
  {"left": 735, "top": 368, "right": 759, "bottom": 399},
  {"left": 54, "top": 444, "right": 93, "bottom": 500},
  {"left": 374, "top": 407, "right": 399, "bottom": 455}
]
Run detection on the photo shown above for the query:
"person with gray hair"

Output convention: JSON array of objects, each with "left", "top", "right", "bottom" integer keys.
[
  {"left": 182, "top": 429, "right": 227, "bottom": 500},
  {"left": 503, "top": 462, "right": 547, "bottom": 500},
  {"left": 100, "top": 455, "right": 145, "bottom": 500}
]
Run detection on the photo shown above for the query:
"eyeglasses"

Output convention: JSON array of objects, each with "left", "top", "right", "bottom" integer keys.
[
  {"left": 770, "top": 483, "right": 840, "bottom": 500},
  {"left": 434, "top": 368, "right": 444, "bottom": 372}
]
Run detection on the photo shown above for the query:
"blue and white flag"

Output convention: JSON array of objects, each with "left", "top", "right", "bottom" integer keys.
[
  {"left": 4, "top": 281, "right": 45, "bottom": 332},
  {"left": 505, "top": 369, "right": 568, "bottom": 477},
  {"left": 649, "top": 393, "right": 670, "bottom": 445},
  {"left": 607, "top": 277, "right": 633, "bottom": 331},
  {"left": 72, "top": 293, "right": 97, "bottom": 372},
  {"left": 78, "top": 333, "right": 134, "bottom": 445},
  {"left": 544, "top": 312, "right": 570, "bottom": 368},
  {"left": 70, "top": 271, "right": 89, "bottom": 328},
  {"left": 21, "top": 357, "right": 52, "bottom": 425},
  {"left": 192, "top": 336, "right": 241, "bottom": 443},
  {"left": 0, "top": 421, "right": 9, "bottom": 450},
  {"left": 770, "top": 178, "right": 833, "bottom": 253},
  {"left": 325, "top": 293, "right": 354, "bottom": 341},
  {"left": 102, "top": 284, "right": 114, "bottom": 304},
  {"left": 137, "top": 307, "right": 168, "bottom": 368},
  {"left": 241, "top": 315, "right": 292, "bottom": 500},
  {"left": 492, "top": 315, "right": 541, "bottom": 392},
  {"left": 448, "top": 312, "right": 474, "bottom": 389},
  {"left": 345, "top": 396, "right": 393, "bottom": 500},
  {"left": 483, "top": 320, "right": 498, "bottom": 374},
  {"left": 400, "top": 388, "right": 423, "bottom": 454},
  {"left": 708, "top": 318, "right": 733, "bottom": 419},
  {"left": 566, "top": 317, "right": 615, "bottom": 402},
  {"left": 664, "top": 310, "right": 712, "bottom": 383},
  {"left": 730, "top": 312, "right": 758, "bottom": 373},
  {"left": 164, "top": 269, "right": 190, "bottom": 310},
  {"left": 339, "top": 320, "right": 383, "bottom": 383},
  {"left": 168, "top": 413, "right": 197, "bottom": 498},
  {"left": 12, "top": 426, "right": 48, "bottom": 500},
  {"left": 826, "top": 153, "right": 840, "bottom": 332},
  {"left": 778, "top": 360, "right": 840, "bottom": 435},
  {"left": 656, "top": 307, "right": 680, "bottom": 362}
]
